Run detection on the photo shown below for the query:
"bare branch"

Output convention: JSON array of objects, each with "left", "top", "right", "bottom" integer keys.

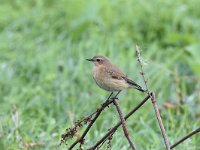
[
  {"left": 113, "top": 98, "right": 137, "bottom": 150},
  {"left": 136, "top": 45, "right": 171, "bottom": 150},
  {"left": 170, "top": 127, "right": 200, "bottom": 149}
]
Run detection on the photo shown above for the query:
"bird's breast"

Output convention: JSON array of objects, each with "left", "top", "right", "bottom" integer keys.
[
  {"left": 93, "top": 66, "right": 106, "bottom": 84},
  {"left": 93, "top": 66, "right": 110, "bottom": 90}
]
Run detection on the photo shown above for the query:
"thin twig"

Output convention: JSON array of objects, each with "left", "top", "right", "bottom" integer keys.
[
  {"left": 113, "top": 98, "right": 137, "bottom": 150},
  {"left": 170, "top": 127, "right": 200, "bottom": 149},
  {"left": 75, "top": 93, "right": 114, "bottom": 127},
  {"left": 68, "top": 92, "right": 119, "bottom": 150},
  {"left": 88, "top": 94, "right": 150, "bottom": 150},
  {"left": 136, "top": 45, "right": 170, "bottom": 150},
  {"left": 135, "top": 45, "right": 149, "bottom": 93}
]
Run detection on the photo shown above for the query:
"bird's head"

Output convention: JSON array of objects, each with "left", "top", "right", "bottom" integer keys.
[{"left": 86, "top": 56, "right": 110, "bottom": 67}]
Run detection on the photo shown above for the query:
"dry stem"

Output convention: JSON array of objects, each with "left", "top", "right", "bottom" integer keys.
[
  {"left": 113, "top": 98, "right": 137, "bottom": 150},
  {"left": 136, "top": 45, "right": 170, "bottom": 150}
]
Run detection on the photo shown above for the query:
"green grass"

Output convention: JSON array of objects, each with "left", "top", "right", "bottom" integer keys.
[{"left": 0, "top": 0, "right": 199, "bottom": 149}]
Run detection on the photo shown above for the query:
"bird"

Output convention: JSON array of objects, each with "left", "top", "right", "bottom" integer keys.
[{"left": 86, "top": 55, "right": 146, "bottom": 95}]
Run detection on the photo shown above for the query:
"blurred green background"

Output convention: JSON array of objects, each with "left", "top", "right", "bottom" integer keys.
[{"left": 0, "top": 0, "right": 199, "bottom": 149}]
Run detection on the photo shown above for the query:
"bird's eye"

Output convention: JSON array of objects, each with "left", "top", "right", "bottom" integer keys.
[{"left": 96, "top": 59, "right": 101, "bottom": 62}]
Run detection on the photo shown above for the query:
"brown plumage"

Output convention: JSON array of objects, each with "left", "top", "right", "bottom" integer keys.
[{"left": 86, "top": 56, "right": 146, "bottom": 92}]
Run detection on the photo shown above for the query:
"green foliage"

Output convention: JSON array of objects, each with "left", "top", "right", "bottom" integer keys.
[{"left": 0, "top": 0, "right": 199, "bottom": 149}]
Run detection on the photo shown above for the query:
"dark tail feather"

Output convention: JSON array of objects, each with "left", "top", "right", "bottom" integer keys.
[
  {"left": 135, "top": 87, "right": 147, "bottom": 92},
  {"left": 124, "top": 77, "right": 147, "bottom": 92}
]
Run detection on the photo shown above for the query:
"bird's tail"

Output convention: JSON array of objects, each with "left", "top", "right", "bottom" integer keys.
[
  {"left": 124, "top": 77, "right": 147, "bottom": 92},
  {"left": 134, "top": 86, "right": 147, "bottom": 92}
]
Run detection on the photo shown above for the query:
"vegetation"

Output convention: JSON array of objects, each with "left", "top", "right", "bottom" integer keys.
[{"left": 0, "top": 0, "right": 199, "bottom": 149}]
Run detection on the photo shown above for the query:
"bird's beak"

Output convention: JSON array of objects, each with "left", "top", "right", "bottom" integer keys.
[{"left": 86, "top": 58, "right": 94, "bottom": 62}]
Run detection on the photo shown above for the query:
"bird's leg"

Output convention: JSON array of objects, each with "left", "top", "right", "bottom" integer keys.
[
  {"left": 111, "top": 91, "right": 121, "bottom": 100},
  {"left": 115, "top": 90, "right": 121, "bottom": 97},
  {"left": 106, "top": 92, "right": 113, "bottom": 101},
  {"left": 102, "top": 92, "right": 114, "bottom": 108}
]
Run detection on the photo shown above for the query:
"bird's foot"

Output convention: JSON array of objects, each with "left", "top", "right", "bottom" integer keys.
[{"left": 110, "top": 97, "right": 118, "bottom": 100}]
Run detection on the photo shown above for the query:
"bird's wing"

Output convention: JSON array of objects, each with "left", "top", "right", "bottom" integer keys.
[
  {"left": 123, "top": 76, "right": 146, "bottom": 92},
  {"left": 122, "top": 77, "right": 142, "bottom": 88},
  {"left": 106, "top": 65, "right": 126, "bottom": 80},
  {"left": 106, "top": 66, "right": 146, "bottom": 92}
]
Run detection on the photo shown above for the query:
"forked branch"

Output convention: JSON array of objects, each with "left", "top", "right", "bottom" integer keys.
[{"left": 88, "top": 95, "right": 150, "bottom": 149}]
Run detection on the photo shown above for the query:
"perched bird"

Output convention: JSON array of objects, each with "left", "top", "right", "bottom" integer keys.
[{"left": 86, "top": 56, "right": 146, "bottom": 93}]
